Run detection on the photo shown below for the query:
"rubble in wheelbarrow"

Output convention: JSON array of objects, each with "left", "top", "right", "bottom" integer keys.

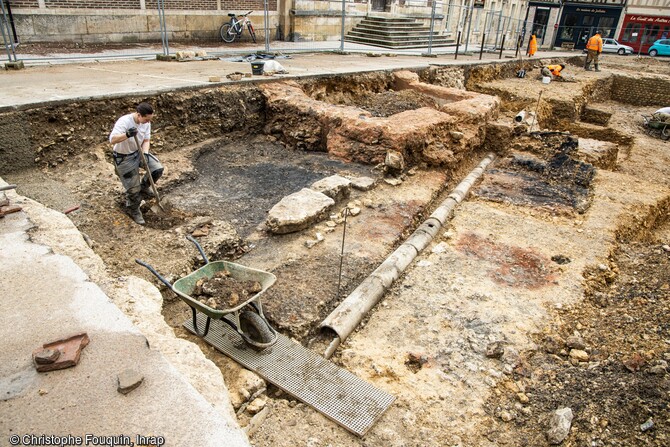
[{"left": 192, "top": 270, "right": 263, "bottom": 310}]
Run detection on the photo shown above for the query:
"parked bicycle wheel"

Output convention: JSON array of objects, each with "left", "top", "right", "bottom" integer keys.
[
  {"left": 247, "top": 23, "right": 257, "bottom": 43},
  {"left": 220, "top": 23, "right": 236, "bottom": 43}
]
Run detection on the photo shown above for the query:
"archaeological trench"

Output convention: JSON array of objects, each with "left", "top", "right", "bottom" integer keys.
[{"left": 2, "top": 57, "right": 670, "bottom": 446}]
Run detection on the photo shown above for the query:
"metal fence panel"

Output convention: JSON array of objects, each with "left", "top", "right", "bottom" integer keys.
[{"left": 1, "top": 1, "right": 599, "bottom": 65}]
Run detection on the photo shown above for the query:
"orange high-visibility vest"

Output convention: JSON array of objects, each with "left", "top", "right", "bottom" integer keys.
[
  {"left": 586, "top": 34, "right": 603, "bottom": 52},
  {"left": 547, "top": 65, "right": 563, "bottom": 77},
  {"left": 529, "top": 36, "right": 537, "bottom": 55}
]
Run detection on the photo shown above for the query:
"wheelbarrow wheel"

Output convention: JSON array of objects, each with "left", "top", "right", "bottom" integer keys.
[{"left": 239, "top": 311, "right": 275, "bottom": 346}]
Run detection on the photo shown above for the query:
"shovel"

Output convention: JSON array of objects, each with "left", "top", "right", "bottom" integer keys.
[{"left": 133, "top": 134, "right": 166, "bottom": 213}]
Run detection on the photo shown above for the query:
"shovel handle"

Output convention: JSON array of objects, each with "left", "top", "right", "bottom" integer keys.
[
  {"left": 133, "top": 134, "right": 163, "bottom": 209},
  {"left": 135, "top": 259, "right": 173, "bottom": 289}
]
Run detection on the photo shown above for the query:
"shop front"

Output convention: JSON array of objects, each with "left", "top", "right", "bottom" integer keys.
[
  {"left": 555, "top": 3, "right": 624, "bottom": 50},
  {"left": 618, "top": 14, "right": 670, "bottom": 54}
]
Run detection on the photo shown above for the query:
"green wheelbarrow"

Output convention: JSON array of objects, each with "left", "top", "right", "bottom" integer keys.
[
  {"left": 642, "top": 114, "right": 670, "bottom": 141},
  {"left": 136, "top": 235, "right": 278, "bottom": 349}
]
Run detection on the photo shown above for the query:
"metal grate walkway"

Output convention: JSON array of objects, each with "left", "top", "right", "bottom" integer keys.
[{"left": 184, "top": 316, "right": 395, "bottom": 437}]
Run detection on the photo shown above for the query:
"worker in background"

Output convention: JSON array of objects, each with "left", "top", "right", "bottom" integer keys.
[
  {"left": 527, "top": 34, "right": 538, "bottom": 57},
  {"left": 541, "top": 64, "right": 566, "bottom": 81},
  {"left": 584, "top": 30, "right": 603, "bottom": 72}
]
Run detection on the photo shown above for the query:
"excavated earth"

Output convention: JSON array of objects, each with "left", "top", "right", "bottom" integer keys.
[{"left": 3, "top": 55, "right": 670, "bottom": 446}]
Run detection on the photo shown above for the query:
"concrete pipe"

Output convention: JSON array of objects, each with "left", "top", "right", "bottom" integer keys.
[{"left": 320, "top": 153, "right": 496, "bottom": 358}]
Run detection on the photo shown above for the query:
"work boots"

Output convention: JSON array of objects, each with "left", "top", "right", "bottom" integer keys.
[
  {"left": 127, "top": 191, "right": 145, "bottom": 225},
  {"left": 130, "top": 208, "right": 145, "bottom": 225},
  {"left": 594, "top": 64, "right": 601, "bottom": 72},
  {"left": 584, "top": 62, "right": 592, "bottom": 71}
]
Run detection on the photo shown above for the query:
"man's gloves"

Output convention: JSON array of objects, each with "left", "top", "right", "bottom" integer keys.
[{"left": 126, "top": 127, "right": 138, "bottom": 138}]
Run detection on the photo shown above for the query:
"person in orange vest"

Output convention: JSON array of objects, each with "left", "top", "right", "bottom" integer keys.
[
  {"left": 527, "top": 34, "right": 538, "bottom": 57},
  {"left": 584, "top": 30, "right": 603, "bottom": 72},
  {"left": 541, "top": 64, "right": 565, "bottom": 80}
]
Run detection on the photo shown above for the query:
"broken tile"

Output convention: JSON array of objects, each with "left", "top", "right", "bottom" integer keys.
[
  {"left": 32, "top": 333, "right": 90, "bottom": 373},
  {"left": 0, "top": 205, "right": 22, "bottom": 217},
  {"left": 33, "top": 348, "right": 61, "bottom": 365}
]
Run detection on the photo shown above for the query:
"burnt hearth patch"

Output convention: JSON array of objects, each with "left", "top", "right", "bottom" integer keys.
[
  {"left": 455, "top": 233, "right": 557, "bottom": 289},
  {"left": 473, "top": 138, "right": 596, "bottom": 215}
]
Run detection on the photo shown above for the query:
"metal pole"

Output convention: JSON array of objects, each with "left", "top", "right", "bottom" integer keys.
[
  {"left": 0, "top": 0, "right": 16, "bottom": 62},
  {"left": 465, "top": 0, "right": 474, "bottom": 52},
  {"left": 479, "top": 32, "right": 485, "bottom": 59},
  {"left": 499, "top": 35, "right": 505, "bottom": 59},
  {"left": 494, "top": 10, "right": 503, "bottom": 50},
  {"left": 4, "top": 0, "right": 16, "bottom": 44},
  {"left": 340, "top": 0, "right": 346, "bottom": 52},
  {"left": 158, "top": 0, "right": 169, "bottom": 56},
  {"left": 158, "top": 0, "right": 170, "bottom": 56},
  {"left": 427, "top": 0, "right": 437, "bottom": 55},
  {"left": 336, "top": 208, "right": 350, "bottom": 301},
  {"left": 158, "top": 0, "right": 163, "bottom": 55},
  {"left": 264, "top": 0, "right": 270, "bottom": 52},
  {"left": 455, "top": 30, "right": 461, "bottom": 59}
]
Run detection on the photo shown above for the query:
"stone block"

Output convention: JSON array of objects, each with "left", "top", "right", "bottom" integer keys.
[
  {"left": 86, "top": 15, "right": 148, "bottom": 34},
  {"left": 4, "top": 61, "right": 24, "bottom": 70},
  {"left": 577, "top": 138, "right": 618, "bottom": 170},
  {"left": 32, "top": 15, "right": 88, "bottom": 36},
  {"left": 311, "top": 175, "right": 351, "bottom": 201},
  {"left": 182, "top": 14, "right": 222, "bottom": 32},
  {"left": 266, "top": 188, "right": 335, "bottom": 234},
  {"left": 147, "top": 14, "right": 187, "bottom": 33}
]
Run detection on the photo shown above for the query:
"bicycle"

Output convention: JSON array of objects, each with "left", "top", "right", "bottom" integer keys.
[{"left": 220, "top": 11, "right": 256, "bottom": 44}]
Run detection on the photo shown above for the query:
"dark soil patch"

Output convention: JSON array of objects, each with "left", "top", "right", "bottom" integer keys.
[
  {"left": 349, "top": 89, "right": 439, "bottom": 117},
  {"left": 260, "top": 250, "right": 380, "bottom": 340},
  {"left": 168, "top": 135, "right": 372, "bottom": 237}
]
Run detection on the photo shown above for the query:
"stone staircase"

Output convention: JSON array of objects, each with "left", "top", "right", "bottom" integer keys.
[{"left": 345, "top": 16, "right": 454, "bottom": 50}]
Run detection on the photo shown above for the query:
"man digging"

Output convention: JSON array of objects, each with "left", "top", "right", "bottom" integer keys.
[{"left": 109, "top": 102, "right": 163, "bottom": 225}]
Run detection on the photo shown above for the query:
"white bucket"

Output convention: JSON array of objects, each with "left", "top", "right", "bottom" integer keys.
[{"left": 542, "top": 76, "right": 551, "bottom": 84}]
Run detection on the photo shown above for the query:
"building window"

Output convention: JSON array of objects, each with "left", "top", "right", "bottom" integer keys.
[
  {"left": 642, "top": 25, "right": 660, "bottom": 44},
  {"left": 561, "top": 13, "right": 577, "bottom": 40},
  {"left": 446, "top": 0, "right": 454, "bottom": 31}
]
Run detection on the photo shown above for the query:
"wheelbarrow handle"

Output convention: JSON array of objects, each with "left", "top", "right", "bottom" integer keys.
[
  {"left": 186, "top": 234, "right": 210, "bottom": 264},
  {"left": 135, "top": 259, "right": 173, "bottom": 289}
]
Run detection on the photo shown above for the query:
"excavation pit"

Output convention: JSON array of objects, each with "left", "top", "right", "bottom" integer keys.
[{"left": 4, "top": 57, "right": 670, "bottom": 446}]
